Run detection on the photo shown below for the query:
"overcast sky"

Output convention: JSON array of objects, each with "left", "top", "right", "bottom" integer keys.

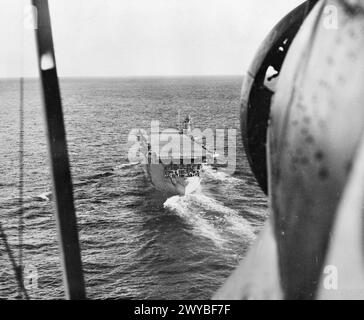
[{"left": 0, "top": 0, "right": 304, "bottom": 77}]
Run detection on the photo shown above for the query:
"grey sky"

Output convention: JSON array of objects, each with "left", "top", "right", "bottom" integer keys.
[{"left": 0, "top": 0, "right": 304, "bottom": 77}]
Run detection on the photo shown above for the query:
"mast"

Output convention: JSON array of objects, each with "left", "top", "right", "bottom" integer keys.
[{"left": 31, "top": 0, "right": 86, "bottom": 299}]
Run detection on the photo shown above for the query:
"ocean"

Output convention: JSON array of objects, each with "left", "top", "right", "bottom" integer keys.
[{"left": 0, "top": 76, "right": 267, "bottom": 299}]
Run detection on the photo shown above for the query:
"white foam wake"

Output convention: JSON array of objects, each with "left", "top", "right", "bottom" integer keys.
[
  {"left": 201, "top": 165, "right": 241, "bottom": 184},
  {"left": 185, "top": 177, "right": 202, "bottom": 195},
  {"left": 164, "top": 195, "right": 226, "bottom": 246},
  {"left": 163, "top": 192, "right": 255, "bottom": 246},
  {"left": 34, "top": 191, "right": 52, "bottom": 201},
  {"left": 186, "top": 194, "right": 255, "bottom": 241},
  {"left": 116, "top": 162, "right": 139, "bottom": 170}
]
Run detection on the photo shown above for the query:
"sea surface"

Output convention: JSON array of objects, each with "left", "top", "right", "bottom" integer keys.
[{"left": 0, "top": 76, "right": 267, "bottom": 299}]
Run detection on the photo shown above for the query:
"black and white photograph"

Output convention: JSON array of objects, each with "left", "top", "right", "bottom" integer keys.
[{"left": 0, "top": 0, "right": 364, "bottom": 307}]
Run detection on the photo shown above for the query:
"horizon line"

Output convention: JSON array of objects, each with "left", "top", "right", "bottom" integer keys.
[{"left": 0, "top": 74, "right": 244, "bottom": 80}]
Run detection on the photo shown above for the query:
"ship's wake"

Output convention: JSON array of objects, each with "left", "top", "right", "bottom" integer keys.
[
  {"left": 115, "top": 162, "right": 139, "bottom": 171},
  {"left": 184, "top": 177, "right": 202, "bottom": 195},
  {"left": 163, "top": 192, "right": 255, "bottom": 248},
  {"left": 201, "top": 165, "right": 241, "bottom": 184}
]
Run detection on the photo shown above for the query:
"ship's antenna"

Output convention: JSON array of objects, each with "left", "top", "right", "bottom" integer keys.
[{"left": 31, "top": 0, "right": 86, "bottom": 299}]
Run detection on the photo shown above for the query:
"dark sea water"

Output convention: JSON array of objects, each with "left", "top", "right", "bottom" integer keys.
[{"left": 0, "top": 76, "right": 267, "bottom": 299}]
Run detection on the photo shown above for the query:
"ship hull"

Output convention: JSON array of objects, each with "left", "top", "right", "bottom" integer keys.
[
  {"left": 136, "top": 124, "right": 210, "bottom": 196},
  {"left": 142, "top": 163, "right": 201, "bottom": 196}
]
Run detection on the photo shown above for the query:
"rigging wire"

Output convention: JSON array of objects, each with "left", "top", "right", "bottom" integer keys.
[
  {"left": 0, "top": 2, "right": 29, "bottom": 299},
  {"left": 0, "top": 222, "right": 28, "bottom": 299},
  {"left": 17, "top": 74, "right": 27, "bottom": 299},
  {"left": 16, "top": 0, "right": 28, "bottom": 299}
]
